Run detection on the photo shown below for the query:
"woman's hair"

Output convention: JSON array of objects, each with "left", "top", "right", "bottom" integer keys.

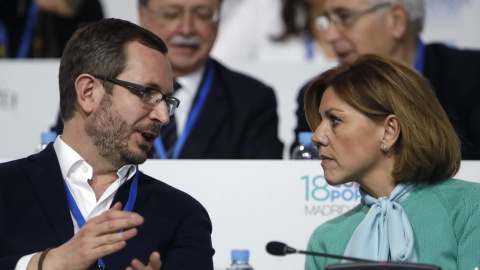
[{"left": 304, "top": 54, "right": 461, "bottom": 184}]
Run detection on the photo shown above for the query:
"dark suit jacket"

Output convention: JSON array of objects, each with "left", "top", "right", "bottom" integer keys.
[
  {"left": 0, "top": 144, "right": 214, "bottom": 269},
  {"left": 292, "top": 43, "right": 480, "bottom": 160},
  {"left": 52, "top": 59, "right": 284, "bottom": 159},
  {"left": 170, "top": 59, "right": 284, "bottom": 159},
  {"left": 423, "top": 43, "right": 480, "bottom": 159}
]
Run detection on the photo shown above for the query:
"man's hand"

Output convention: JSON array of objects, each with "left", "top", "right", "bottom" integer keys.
[
  {"left": 126, "top": 252, "right": 162, "bottom": 270},
  {"left": 28, "top": 202, "right": 144, "bottom": 270}
]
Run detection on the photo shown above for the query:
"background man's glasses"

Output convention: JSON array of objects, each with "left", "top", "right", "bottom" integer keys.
[
  {"left": 141, "top": 4, "right": 219, "bottom": 24},
  {"left": 93, "top": 75, "right": 180, "bottom": 116},
  {"left": 316, "top": 2, "right": 392, "bottom": 32}
]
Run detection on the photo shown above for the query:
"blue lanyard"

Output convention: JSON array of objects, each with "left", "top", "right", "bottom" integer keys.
[
  {"left": 63, "top": 167, "right": 139, "bottom": 269},
  {"left": 153, "top": 60, "right": 215, "bottom": 159},
  {"left": 0, "top": 2, "right": 38, "bottom": 58},
  {"left": 17, "top": 2, "right": 38, "bottom": 58},
  {"left": 0, "top": 20, "right": 8, "bottom": 57},
  {"left": 304, "top": 34, "right": 314, "bottom": 61},
  {"left": 413, "top": 38, "right": 425, "bottom": 74}
]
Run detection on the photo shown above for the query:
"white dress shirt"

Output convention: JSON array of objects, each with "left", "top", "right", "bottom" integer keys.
[
  {"left": 15, "top": 136, "right": 136, "bottom": 270},
  {"left": 173, "top": 66, "right": 205, "bottom": 136}
]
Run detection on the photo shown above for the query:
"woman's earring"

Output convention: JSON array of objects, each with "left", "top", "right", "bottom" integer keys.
[{"left": 382, "top": 145, "right": 388, "bottom": 152}]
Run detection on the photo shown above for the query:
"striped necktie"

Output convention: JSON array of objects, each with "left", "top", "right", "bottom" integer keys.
[{"left": 160, "top": 80, "right": 181, "bottom": 158}]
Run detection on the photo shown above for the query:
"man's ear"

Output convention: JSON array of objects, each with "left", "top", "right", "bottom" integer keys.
[
  {"left": 383, "top": 114, "right": 400, "bottom": 150},
  {"left": 75, "top": 74, "right": 98, "bottom": 114},
  {"left": 387, "top": 3, "right": 409, "bottom": 40}
]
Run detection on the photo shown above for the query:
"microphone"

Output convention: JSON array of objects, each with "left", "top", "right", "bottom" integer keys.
[
  {"left": 266, "top": 241, "right": 374, "bottom": 263},
  {"left": 266, "top": 241, "right": 298, "bottom": 255},
  {"left": 266, "top": 242, "right": 442, "bottom": 270}
]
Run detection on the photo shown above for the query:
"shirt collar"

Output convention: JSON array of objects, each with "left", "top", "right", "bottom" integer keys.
[
  {"left": 175, "top": 65, "right": 205, "bottom": 96},
  {"left": 53, "top": 136, "right": 136, "bottom": 182}
]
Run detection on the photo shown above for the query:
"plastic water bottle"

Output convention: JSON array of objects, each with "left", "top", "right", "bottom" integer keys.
[
  {"left": 226, "top": 250, "right": 254, "bottom": 270},
  {"left": 291, "top": 131, "right": 320, "bottom": 159},
  {"left": 35, "top": 131, "right": 57, "bottom": 153}
]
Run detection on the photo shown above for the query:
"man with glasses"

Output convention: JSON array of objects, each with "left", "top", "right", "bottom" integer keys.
[
  {"left": 137, "top": 0, "right": 284, "bottom": 159},
  {"left": 292, "top": 0, "right": 480, "bottom": 160},
  {"left": 0, "top": 19, "right": 214, "bottom": 270}
]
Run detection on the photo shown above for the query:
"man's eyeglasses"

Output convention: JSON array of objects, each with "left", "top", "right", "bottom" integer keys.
[
  {"left": 316, "top": 2, "right": 392, "bottom": 32},
  {"left": 142, "top": 4, "right": 219, "bottom": 24},
  {"left": 93, "top": 75, "right": 180, "bottom": 116}
]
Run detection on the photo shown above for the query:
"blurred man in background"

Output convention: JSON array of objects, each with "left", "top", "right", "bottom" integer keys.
[
  {"left": 137, "top": 0, "right": 284, "bottom": 159},
  {"left": 293, "top": 0, "right": 480, "bottom": 159}
]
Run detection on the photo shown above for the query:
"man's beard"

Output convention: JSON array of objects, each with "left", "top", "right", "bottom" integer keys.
[{"left": 86, "top": 93, "right": 155, "bottom": 167}]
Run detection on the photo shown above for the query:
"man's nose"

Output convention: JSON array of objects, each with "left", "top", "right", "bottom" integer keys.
[
  {"left": 324, "top": 22, "right": 343, "bottom": 44},
  {"left": 149, "top": 101, "right": 170, "bottom": 125},
  {"left": 178, "top": 12, "right": 194, "bottom": 35}
]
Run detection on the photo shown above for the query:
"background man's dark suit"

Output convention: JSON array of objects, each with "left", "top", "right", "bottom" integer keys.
[
  {"left": 292, "top": 44, "right": 480, "bottom": 160},
  {"left": 160, "top": 59, "right": 283, "bottom": 159},
  {"left": 423, "top": 44, "right": 480, "bottom": 159},
  {"left": 0, "top": 144, "right": 215, "bottom": 269}
]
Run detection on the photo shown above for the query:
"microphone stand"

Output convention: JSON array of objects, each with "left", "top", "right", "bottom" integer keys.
[{"left": 297, "top": 250, "right": 374, "bottom": 263}]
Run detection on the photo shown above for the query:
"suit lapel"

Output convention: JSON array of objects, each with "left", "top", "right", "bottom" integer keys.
[
  {"left": 113, "top": 171, "right": 155, "bottom": 213},
  {"left": 24, "top": 146, "right": 155, "bottom": 247},
  {"left": 25, "top": 144, "right": 74, "bottom": 245}
]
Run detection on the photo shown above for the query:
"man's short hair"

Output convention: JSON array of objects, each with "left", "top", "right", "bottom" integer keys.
[
  {"left": 369, "top": 0, "right": 425, "bottom": 36},
  {"left": 59, "top": 18, "right": 168, "bottom": 122}
]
